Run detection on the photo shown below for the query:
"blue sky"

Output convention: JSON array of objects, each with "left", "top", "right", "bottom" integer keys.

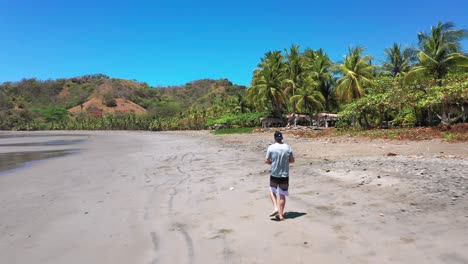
[{"left": 1, "top": 0, "right": 467, "bottom": 87}]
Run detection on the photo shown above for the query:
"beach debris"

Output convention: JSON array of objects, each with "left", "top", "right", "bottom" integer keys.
[
  {"left": 379, "top": 213, "right": 384, "bottom": 217},
  {"left": 229, "top": 187, "right": 234, "bottom": 191},
  {"left": 326, "top": 169, "right": 330, "bottom": 172},
  {"left": 387, "top": 152, "right": 398, "bottom": 156}
]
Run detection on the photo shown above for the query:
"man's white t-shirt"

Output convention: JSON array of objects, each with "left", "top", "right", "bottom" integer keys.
[{"left": 266, "top": 142, "right": 294, "bottom": 178}]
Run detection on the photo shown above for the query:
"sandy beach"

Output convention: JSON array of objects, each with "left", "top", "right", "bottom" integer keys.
[{"left": 0, "top": 130, "right": 467, "bottom": 264}]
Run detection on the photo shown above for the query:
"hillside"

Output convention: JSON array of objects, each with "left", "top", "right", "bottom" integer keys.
[
  {"left": 158, "top": 79, "right": 247, "bottom": 107},
  {"left": 68, "top": 97, "right": 147, "bottom": 117},
  {"left": 0, "top": 74, "right": 248, "bottom": 130}
]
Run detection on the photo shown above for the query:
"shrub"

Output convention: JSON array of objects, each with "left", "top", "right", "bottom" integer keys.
[
  {"left": 42, "top": 106, "right": 69, "bottom": 122},
  {"left": 206, "top": 112, "right": 267, "bottom": 127},
  {"left": 213, "top": 127, "right": 255, "bottom": 135},
  {"left": 393, "top": 108, "right": 416, "bottom": 127},
  {"left": 105, "top": 98, "right": 117, "bottom": 107},
  {"left": 102, "top": 92, "right": 117, "bottom": 107}
]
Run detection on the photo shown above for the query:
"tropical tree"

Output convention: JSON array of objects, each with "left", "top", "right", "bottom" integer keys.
[
  {"left": 334, "top": 46, "right": 374, "bottom": 103},
  {"left": 283, "top": 44, "right": 303, "bottom": 110},
  {"left": 406, "top": 22, "right": 468, "bottom": 85},
  {"left": 289, "top": 85, "right": 325, "bottom": 114},
  {"left": 248, "top": 51, "right": 287, "bottom": 117},
  {"left": 382, "top": 43, "right": 416, "bottom": 77},
  {"left": 303, "top": 48, "right": 335, "bottom": 111},
  {"left": 406, "top": 22, "right": 468, "bottom": 125},
  {"left": 230, "top": 93, "right": 250, "bottom": 114}
]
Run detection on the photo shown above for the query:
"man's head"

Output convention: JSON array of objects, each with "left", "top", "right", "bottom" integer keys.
[{"left": 274, "top": 131, "right": 283, "bottom": 142}]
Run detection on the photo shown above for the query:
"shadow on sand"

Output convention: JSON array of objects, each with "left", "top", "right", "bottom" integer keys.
[{"left": 270, "top": 211, "right": 307, "bottom": 221}]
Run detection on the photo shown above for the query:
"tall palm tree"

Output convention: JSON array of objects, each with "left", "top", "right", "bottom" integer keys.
[
  {"left": 230, "top": 93, "right": 250, "bottom": 114},
  {"left": 283, "top": 44, "right": 303, "bottom": 109},
  {"left": 382, "top": 43, "right": 416, "bottom": 77},
  {"left": 405, "top": 22, "right": 468, "bottom": 125},
  {"left": 304, "top": 48, "right": 334, "bottom": 111},
  {"left": 406, "top": 22, "right": 468, "bottom": 85},
  {"left": 335, "top": 46, "right": 374, "bottom": 103},
  {"left": 248, "top": 51, "right": 287, "bottom": 117}
]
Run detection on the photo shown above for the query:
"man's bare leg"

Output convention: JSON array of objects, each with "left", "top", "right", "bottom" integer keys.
[
  {"left": 269, "top": 191, "right": 279, "bottom": 216},
  {"left": 278, "top": 194, "right": 286, "bottom": 220}
]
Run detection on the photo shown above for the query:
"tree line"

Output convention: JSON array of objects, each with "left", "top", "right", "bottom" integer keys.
[
  {"left": 0, "top": 22, "right": 467, "bottom": 131},
  {"left": 246, "top": 22, "right": 467, "bottom": 128}
]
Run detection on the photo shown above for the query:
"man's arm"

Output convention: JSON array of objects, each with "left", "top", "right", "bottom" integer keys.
[
  {"left": 265, "top": 147, "right": 271, "bottom": 164},
  {"left": 289, "top": 148, "right": 295, "bottom": 163}
]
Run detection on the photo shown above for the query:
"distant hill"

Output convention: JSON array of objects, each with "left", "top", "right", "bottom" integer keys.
[
  {"left": 68, "top": 97, "right": 147, "bottom": 117},
  {"left": 0, "top": 74, "right": 248, "bottom": 125},
  {"left": 158, "top": 79, "right": 247, "bottom": 107}
]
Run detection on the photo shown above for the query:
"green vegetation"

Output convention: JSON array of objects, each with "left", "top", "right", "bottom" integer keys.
[
  {"left": 212, "top": 127, "right": 256, "bottom": 135},
  {"left": 442, "top": 132, "right": 468, "bottom": 142},
  {"left": 0, "top": 22, "right": 466, "bottom": 137},
  {"left": 207, "top": 112, "right": 267, "bottom": 128},
  {"left": 41, "top": 106, "right": 69, "bottom": 122}
]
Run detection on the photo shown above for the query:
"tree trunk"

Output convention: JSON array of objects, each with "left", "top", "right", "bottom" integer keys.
[
  {"left": 363, "top": 113, "right": 370, "bottom": 129},
  {"left": 461, "top": 104, "right": 467, "bottom": 123},
  {"left": 427, "top": 105, "right": 433, "bottom": 126},
  {"left": 436, "top": 100, "right": 464, "bottom": 126},
  {"left": 358, "top": 113, "right": 370, "bottom": 129},
  {"left": 439, "top": 99, "right": 449, "bottom": 126}
]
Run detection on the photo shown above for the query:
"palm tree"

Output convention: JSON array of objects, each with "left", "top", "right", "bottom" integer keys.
[
  {"left": 335, "top": 46, "right": 374, "bottom": 103},
  {"left": 289, "top": 85, "right": 325, "bottom": 114},
  {"left": 303, "top": 48, "right": 334, "bottom": 111},
  {"left": 406, "top": 22, "right": 468, "bottom": 125},
  {"left": 248, "top": 51, "right": 287, "bottom": 117},
  {"left": 231, "top": 93, "right": 250, "bottom": 114},
  {"left": 406, "top": 22, "right": 468, "bottom": 85},
  {"left": 382, "top": 43, "right": 416, "bottom": 77},
  {"left": 283, "top": 44, "right": 303, "bottom": 110}
]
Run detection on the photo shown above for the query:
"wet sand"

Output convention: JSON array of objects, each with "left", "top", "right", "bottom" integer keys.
[{"left": 0, "top": 130, "right": 467, "bottom": 264}]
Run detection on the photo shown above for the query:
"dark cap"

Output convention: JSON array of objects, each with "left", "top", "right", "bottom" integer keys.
[{"left": 274, "top": 131, "right": 283, "bottom": 139}]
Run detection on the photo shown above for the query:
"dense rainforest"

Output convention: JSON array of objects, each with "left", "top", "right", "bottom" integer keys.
[{"left": 0, "top": 22, "right": 467, "bottom": 131}]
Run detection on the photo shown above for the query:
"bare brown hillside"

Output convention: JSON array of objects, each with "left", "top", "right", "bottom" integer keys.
[
  {"left": 68, "top": 97, "right": 146, "bottom": 117},
  {"left": 66, "top": 80, "right": 147, "bottom": 117}
]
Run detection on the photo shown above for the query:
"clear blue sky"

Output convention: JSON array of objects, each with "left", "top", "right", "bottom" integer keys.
[{"left": 1, "top": 0, "right": 467, "bottom": 87}]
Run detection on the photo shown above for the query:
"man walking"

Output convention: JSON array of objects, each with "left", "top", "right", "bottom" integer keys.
[{"left": 265, "top": 131, "right": 295, "bottom": 221}]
